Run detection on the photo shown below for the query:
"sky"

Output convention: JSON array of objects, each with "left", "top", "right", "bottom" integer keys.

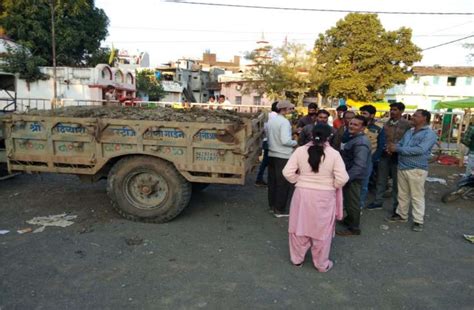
[{"left": 95, "top": 0, "right": 474, "bottom": 67}]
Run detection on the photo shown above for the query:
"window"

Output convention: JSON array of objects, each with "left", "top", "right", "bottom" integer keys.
[
  {"left": 433, "top": 76, "right": 439, "bottom": 85},
  {"left": 101, "top": 67, "right": 112, "bottom": 79},
  {"left": 253, "top": 96, "right": 261, "bottom": 105},
  {"left": 466, "top": 77, "right": 472, "bottom": 86},
  {"left": 447, "top": 77, "right": 457, "bottom": 86},
  {"left": 235, "top": 96, "right": 242, "bottom": 105},
  {"left": 114, "top": 71, "right": 124, "bottom": 83},
  {"left": 126, "top": 73, "right": 134, "bottom": 84},
  {"left": 413, "top": 76, "right": 420, "bottom": 84}
]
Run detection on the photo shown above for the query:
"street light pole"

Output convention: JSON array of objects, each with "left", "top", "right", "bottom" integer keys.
[{"left": 50, "top": 0, "right": 57, "bottom": 110}]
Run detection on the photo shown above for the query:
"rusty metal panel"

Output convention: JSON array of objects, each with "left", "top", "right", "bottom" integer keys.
[{"left": 2, "top": 112, "right": 265, "bottom": 184}]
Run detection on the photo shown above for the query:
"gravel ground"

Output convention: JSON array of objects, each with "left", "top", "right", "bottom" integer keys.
[{"left": 0, "top": 164, "right": 473, "bottom": 309}]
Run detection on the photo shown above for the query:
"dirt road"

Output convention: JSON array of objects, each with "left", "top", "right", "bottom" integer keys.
[{"left": 0, "top": 164, "right": 473, "bottom": 309}]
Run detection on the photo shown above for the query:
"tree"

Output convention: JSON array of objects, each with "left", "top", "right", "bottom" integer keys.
[
  {"left": 85, "top": 47, "right": 117, "bottom": 67},
  {"left": 314, "top": 13, "right": 422, "bottom": 101},
  {"left": 0, "top": 45, "right": 49, "bottom": 88},
  {"left": 244, "top": 42, "right": 317, "bottom": 105},
  {"left": 0, "top": 0, "right": 109, "bottom": 67},
  {"left": 136, "top": 69, "right": 165, "bottom": 101}
]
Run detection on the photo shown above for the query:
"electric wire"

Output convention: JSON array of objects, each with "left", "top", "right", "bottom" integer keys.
[{"left": 163, "top": 0, "right": 474, "bottom": 15}]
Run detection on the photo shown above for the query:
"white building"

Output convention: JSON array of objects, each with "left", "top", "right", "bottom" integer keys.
[
  {"left": 385, "top": 66, "right": 474, "bottom": 110},
  {"left": 218, "top": 72, "right": 271, "bottom": 106},
  {"left": 0, "top": 64, "right": 136, "bottom": 110},
  {"left": 161, "top": 80, "right": 183, "bottom": 103},
  {"left": 116, "top": 50, "right": 150, "bottom": 70}
]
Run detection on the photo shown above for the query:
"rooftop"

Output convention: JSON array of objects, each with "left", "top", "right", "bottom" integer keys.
[{"left": 413, "top": 66, "right": 474, "bottom": 76}]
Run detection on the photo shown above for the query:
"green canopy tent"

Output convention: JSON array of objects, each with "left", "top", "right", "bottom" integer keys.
[{"left": 434, "top": 97, "right": 474, "bottom": 110}]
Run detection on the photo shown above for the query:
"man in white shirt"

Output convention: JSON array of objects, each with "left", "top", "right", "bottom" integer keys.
[
  {"left": 218, "top": 95, "right": 233, "bottom": 111},
  {"left": 267, "top": 100, "right": 298, "bottom": 217},
  {"left": 256, "top": 102, "right": 278, "bottom": 186}
]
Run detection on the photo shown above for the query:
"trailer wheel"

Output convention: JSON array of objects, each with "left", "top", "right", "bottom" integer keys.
[{"left": 107, "top": 156, "right": 192, "bottom": 223}]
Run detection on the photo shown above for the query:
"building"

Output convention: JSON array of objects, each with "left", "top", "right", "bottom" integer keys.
[
  {"left": 155, "top": 57, "right": 226, "bottom": 103},
  {"left": 0, "top": 63, "right": 136, "bottom": 110},
  {"left": 385, "top": 66, "right": 474, "bottom": 110},
  {"left": 197, "top": 52, "right": 241, "bottom": 73},
  {"left": 0, "top": 36, "right": 136, "bottom": 109},
  {"left": 116, "top": 50, "right": 150, "bottom": 70},
  {"left": 160, "top": 80, "right": 183, "bottom": 103},
  {"left": 218, "top": 72, "right": 270, "bottom": 106},
  {"left": 217, "top": 35, "right": 273, "bottom": 106}
]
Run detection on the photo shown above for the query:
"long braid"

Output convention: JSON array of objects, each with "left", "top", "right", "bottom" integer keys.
[{"left": 308, "top": 124, "right": 332, "bottom": 173}]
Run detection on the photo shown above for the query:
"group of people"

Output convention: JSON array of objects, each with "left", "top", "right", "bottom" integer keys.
[
  {"left": 104, "top": 87, "right": 137, "bottom": 107},
  {"left": 257, "top": 100, "right": 438, "bottom": 272},
  {"left": 180, "top": 95, "right": 234, "bottom": 110},
  {"left": 207, "top": 95, "right": 233, "bottom": 110}
]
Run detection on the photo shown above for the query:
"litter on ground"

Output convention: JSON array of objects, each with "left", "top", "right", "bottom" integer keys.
[
  {"left": 26, "top": 213, "right": 77, "bottom": 232},
  {"left": 0, "top": 230, "right": 10, "bottom": 235},
  {"left": 463, "top": 234, "right": 474, "bottom": 244},
  {"left": 17, "top": 228, "right": 32, "bottom": 234},
  {"left": 426, "top": 177, "right": 447, "bottom": 185}
]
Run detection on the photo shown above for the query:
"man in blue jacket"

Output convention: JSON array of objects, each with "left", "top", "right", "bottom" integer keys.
[
  {"left": 337, "top": 115, "right": 371, "bottom": 236},
  {"left": 386, "top": 109, "right": 438, "bottom": 232},
  {"left": 359, "top": 105, "right": 384, "bottom": 209}
]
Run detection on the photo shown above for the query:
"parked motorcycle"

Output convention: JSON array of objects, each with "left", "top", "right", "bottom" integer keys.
[{"left": 441, "top": 174, "right": 474, "bottom": 203}]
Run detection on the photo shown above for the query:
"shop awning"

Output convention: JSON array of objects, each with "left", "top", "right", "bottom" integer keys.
[{"left": 434, "top": 97, "right": 474, "bottom": 110}]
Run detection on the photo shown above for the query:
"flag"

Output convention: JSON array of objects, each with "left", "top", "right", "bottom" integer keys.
[{"left": 108, "top": 43, "right": 115, "bottom": 65}]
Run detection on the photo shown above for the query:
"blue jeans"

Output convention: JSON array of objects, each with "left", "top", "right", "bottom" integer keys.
[
  {"left": 360, "top": 157, "right": 373, "bottom": 209},
  {"left": 256, "top": 141, "right": 269, "bottom": 182}
]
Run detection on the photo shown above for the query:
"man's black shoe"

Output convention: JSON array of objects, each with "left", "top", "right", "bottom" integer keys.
[
  {"left": 367, "top": 203, "right": 383, "bottom": 210},
  {"left": 385, "top": 214, "right": 408, "bottom": 223},
  {"left": 255, "top": 180, "right": 267, "bottom": 187}
]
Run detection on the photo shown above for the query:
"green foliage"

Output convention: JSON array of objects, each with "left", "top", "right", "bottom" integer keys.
[
  {"left": 0, "top": 0, "right": 109, "bottom": 67},
  {"left": 244, "top": 42, "right": 317, "bottom": 106},
  {"left": 136, "top": 69, "right": 165, "bottom": 101},
  {"left": 0, "top": 45, "right": 49, "bottom": 84},
  {"left": 314, "top": 13, "right": 422, "bottom": 101},
  {"left": 85, "top": 47, "right": 117, "bottom": 67}
]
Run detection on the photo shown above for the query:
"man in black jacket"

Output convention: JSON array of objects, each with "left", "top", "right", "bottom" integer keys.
[{"left": 337, "top": 115, "right": 371, "bottom": 236}]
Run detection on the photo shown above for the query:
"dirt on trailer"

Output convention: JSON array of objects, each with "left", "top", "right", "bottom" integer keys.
[{"left": 22, "top": 106, "right": 259, "bottom": 124}]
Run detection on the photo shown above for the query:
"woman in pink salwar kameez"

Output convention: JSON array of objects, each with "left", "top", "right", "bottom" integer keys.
[{"left": 283, "top": 124, "right": 349, "bottom": 272}]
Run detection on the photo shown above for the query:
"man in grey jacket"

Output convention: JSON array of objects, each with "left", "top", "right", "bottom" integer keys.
[
  {"left": 337, "top": 115, "right": 371, "bottom": 236},
  {"left": 267, "top": 100, "right": 298, "bottom": 217}
]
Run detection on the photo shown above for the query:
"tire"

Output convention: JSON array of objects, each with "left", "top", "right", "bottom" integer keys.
[
  {"left": 191, "top": 182, "right": 210, "bottom": 192},
  {"left": 441, "top": 187, "right": 468, "bottom": 203},
  {"left": 461, "top": 188, "right": 474, "bottom": 200},
  {"left": 107, "top": 156, "right": 192, "bottom": 223}
]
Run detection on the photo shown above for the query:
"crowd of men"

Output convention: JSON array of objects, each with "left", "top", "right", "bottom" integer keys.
[{"left": 258, "top": 100, "right": 438, "bottom": 234}]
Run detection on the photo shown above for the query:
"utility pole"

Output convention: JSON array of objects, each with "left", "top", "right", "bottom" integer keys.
[{"left": 50, "top": 0, "right": 57, "bottom": 110}]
